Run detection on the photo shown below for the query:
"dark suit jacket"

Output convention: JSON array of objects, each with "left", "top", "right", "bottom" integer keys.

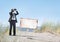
[{"left": 8, "top": 11, "right": 19, "bottom": 23}]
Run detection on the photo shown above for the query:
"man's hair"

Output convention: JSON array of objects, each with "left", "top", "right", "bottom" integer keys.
[{"left": 11, "top": 9, "right": 14, "bottom": 12}]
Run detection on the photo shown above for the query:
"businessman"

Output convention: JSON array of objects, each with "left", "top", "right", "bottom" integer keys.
[{"left": 8, "top": 8, "right": 19, "bottom": 36}]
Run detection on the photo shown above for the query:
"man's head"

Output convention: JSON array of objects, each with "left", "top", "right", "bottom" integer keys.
[{"left": 11, "top": 9, "right": 14, "bottom": 12}]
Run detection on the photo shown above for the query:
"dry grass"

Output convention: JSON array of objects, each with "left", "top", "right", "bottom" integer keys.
[{"left": 34, "top": 22, "right": 60, "bottom": 35}]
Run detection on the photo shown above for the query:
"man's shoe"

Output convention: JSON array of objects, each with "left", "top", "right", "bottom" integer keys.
[
  {"left": 13, "top": 35, "right": 16, "bottom": 36},
  {"left": 9, "top": 34, "right": 11, "bottom": 36}
]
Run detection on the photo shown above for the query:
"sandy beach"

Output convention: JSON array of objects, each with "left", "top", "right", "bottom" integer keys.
[{"left": 1, "top": 30, "right": 60, "bottom": 42}]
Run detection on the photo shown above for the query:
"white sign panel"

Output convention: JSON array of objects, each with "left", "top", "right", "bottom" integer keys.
[{"left": 20, "top": 18, "right": 38, "bottom": 29}]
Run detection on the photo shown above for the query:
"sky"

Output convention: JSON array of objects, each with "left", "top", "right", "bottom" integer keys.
[{"left": 0, "top": 0, "right": 60, "bottom": 27}]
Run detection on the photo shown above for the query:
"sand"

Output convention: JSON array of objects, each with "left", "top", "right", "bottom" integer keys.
[{"left": 1, "top": 31, "right": 60, "bottom": 42}]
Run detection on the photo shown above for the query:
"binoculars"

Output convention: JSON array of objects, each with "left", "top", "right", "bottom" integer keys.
[{"left": 11, "top": 8, "right": 17, "bottom": 12}]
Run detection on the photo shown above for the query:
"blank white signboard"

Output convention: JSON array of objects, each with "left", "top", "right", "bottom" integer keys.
[{"left": 20, "top": 18, "right": 38, "bottom": 29}]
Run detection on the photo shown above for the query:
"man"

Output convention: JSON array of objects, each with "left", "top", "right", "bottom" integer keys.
[{"left": 8, "top": 8, "right": 19, "bottom": 36}]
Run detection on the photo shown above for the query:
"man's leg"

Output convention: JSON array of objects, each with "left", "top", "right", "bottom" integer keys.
[
  {"left": 13, "top": 21, "right": 16, "bottom": 36},
  {"left": 9, "top": 22, "right": 12, "bottom": 35}
]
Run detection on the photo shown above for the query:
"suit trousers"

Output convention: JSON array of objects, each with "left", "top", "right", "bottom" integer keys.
[{"left": 9, "top": 20, "right": 16, "bottom": 35}]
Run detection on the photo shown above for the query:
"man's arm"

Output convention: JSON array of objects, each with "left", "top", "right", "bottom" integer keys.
[
  {"left": 9, "top": 12, "right": 12, "bottom": 15},
  {"left": 15, "top": 11, "right": 19, "bottom": 15}
]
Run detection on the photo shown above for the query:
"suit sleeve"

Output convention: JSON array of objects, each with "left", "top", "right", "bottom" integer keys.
[
  {"left": 15, "top": 11, "right": 19, "bottom": 15},
  {"left": 9, "top": 12, "right": 12, "bottom": 15}
]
